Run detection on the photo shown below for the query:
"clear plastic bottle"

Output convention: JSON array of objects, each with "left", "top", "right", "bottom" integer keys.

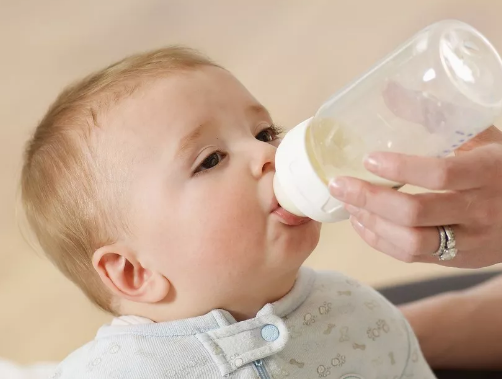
[{"left": 274, "top": 20, "right": 502, "bottom": 223}]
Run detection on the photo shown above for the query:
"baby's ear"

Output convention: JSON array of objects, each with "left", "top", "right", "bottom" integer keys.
[{"left": 92, "top": 244, "right": 170, "bottom": 304}]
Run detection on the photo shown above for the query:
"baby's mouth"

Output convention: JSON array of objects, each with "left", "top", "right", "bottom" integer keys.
[{"left": 270, "top": 198, "right": 311, "bottom": 226}]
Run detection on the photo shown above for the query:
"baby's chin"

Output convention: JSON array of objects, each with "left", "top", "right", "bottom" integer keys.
[{"left": 269, "top": 221, "right": 321, "bottom": 264}]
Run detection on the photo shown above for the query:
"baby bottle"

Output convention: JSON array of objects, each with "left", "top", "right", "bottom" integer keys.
[{"left": 274, "top": 20, "right": 502, "bottom": 223}]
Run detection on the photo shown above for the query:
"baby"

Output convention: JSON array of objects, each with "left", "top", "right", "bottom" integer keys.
[{"left": 21, "top": 46, "right": 436, "bottom": 379}]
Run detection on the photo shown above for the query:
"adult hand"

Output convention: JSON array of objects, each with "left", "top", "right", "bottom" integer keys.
[{"left": 328, "top": 126, "right": 502, "bottom": 268}]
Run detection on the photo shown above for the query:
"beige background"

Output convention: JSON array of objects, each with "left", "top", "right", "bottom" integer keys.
[{"left": 1, "top": 0, "right": 501, "bottom": 364}]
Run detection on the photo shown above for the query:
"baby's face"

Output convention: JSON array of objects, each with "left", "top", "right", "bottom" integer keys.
[{"left": 103, "top": 66, "right": 321, "bottom": 314}]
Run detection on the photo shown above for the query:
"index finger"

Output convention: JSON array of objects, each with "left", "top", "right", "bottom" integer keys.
[{"left": 364, "top": 144, "right": 502, "bottom": 191}]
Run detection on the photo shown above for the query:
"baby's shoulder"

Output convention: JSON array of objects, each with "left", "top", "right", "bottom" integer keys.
[
  {"left": 54, "top": 333, "right": 193, "bottom": 379},
  {"left": 310, "top": 269, "right": 396, "bottom": 311},
  {"left": 279, "top": 271, "right": 425, "bottom": 378},
  {"left": 311, "top": 269, "right": 384, "bottom": 292},
  {"left": 52, "top": 338, "right": 108, "bottom": 379},
  {"left": 289, "top": 269, "right": 406, "bottom": 336}
]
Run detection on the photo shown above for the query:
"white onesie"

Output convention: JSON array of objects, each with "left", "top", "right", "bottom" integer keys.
[{"left": 53, "top": 267, "right": 436, "bottom": 379}]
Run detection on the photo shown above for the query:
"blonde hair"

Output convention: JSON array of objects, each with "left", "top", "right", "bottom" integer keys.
[{"left": 20, "top": 46, "right": 221, "bottom": 314}]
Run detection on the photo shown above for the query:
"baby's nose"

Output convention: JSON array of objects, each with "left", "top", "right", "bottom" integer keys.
[{"left": 251, "top": 144, "right": 276, "bottom": 178}]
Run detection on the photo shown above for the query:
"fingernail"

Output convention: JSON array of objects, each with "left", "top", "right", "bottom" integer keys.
[
  {"left": 350, "top": 216, "right": 364, "bottom": 230},
  {"left": 329, "top": 178, "right": 346, "bottom": 198},
  {"left": 364, "top": 154, "right": 380, "bottom": 173},
  {"left": 345, "top": 204, "right": 360, "bottom": 215}
]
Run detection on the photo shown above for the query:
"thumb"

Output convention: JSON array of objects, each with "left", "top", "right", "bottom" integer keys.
[{"left": 455, "top": 126, "right": 502, "bottom": 155}]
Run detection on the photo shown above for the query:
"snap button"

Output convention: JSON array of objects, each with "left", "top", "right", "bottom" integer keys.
[
  {"left": 261, "top": 324, "right": 280, "bottom": 342},
  {"left": 234, "top": 358, "right": 244, "bottom": 367},
  {"left": 339, "top": 375, "right": 364, "bottom": 379}
]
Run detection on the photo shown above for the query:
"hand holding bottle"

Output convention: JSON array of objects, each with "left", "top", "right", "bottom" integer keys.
[{"left": 329, "top": 126, "right": 502, "bottom": 267}]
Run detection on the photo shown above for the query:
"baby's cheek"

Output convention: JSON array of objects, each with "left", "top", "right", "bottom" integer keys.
[
  {"left": 188, "top": 195, "right": 267, "bottom": 260},
  {"left": 190, "top": 180, "right": 264, "bottom": 227}
]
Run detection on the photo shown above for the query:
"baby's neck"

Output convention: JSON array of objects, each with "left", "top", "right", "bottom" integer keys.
[{"left": 119, "top": 269, "right": 299, "bottom": 323}]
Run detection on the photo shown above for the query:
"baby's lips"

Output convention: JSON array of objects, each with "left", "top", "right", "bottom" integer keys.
[{"left": 273, "top": 206, "right": 311, "bottom": 226}]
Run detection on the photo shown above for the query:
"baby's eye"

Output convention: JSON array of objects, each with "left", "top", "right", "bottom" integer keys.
[
  {"left": 255, "top": 124, "right": 284, "bottom": 142},
  {"left": 194, "top": 151, "right": 227, "bottom": 174}
]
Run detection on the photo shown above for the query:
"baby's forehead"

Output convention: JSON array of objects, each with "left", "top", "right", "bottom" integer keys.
[{"left": 93, "top": 68, "right": 267, "bottom": 158}]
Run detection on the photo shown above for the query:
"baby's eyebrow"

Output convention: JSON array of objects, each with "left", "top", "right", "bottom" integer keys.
[
  {"left": 247, "top": 104, "right": 272, "bottom": 120},
  {"left": 175, "top": 104, "right": 272, "bottom": 159},
  {"left": 175, "top": 123, "right": 206, "bottom": 159}
]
